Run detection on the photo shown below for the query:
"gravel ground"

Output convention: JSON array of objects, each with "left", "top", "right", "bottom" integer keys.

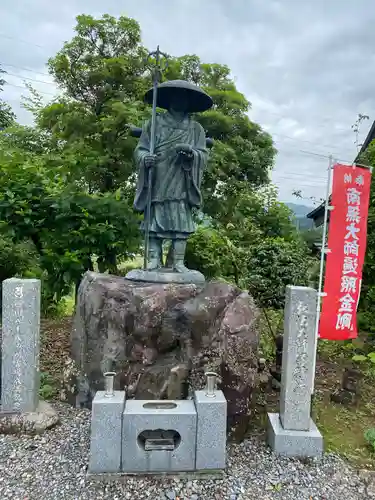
[{"left": 0, "top": 403, "right": 373, "bottom": 500}]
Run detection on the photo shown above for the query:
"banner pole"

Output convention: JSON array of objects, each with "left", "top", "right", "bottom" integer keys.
[{"left": 311, "top": 154, "right": 334, "bottom": 395}]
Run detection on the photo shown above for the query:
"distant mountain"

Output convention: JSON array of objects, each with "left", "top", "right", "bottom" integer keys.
[
  {"left": 285, "top": 202, "right": 315, "bottom": 230},
  {"left": 285, "top": 203, "right": 313, "bottom": 217}
]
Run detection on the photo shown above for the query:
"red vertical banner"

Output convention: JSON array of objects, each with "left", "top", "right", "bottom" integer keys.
[{"left": 319, "top": 164, "right": 371, "bottom": 340}]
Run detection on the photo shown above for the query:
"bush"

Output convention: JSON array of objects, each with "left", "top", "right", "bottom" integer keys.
[
  {"left": 39, "top": 371, "right": 59, "bottom": 400},
  {"left": 186, "top": 226, "right": 312, "bottom": 313},
  {"left": 185, "top": 225, "right": 241, "bottom": 282},
  {"left": 0, "top": 231, "right": 70, "bottom": 317},
  {"left": 246, "top": 237, "right": 311, "bottom": 309},
  {"left": 364, "top": 428, "right": 375, "bottom": 451},
  {"left": 0, "top": 231, "right": 39, "bottom": 283}
]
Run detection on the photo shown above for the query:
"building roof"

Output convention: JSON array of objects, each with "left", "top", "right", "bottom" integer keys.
[
  {"left": 306, "top": 203, "right": 327, "bottom": 220},
  {"left": 306, "top": 119, "right": 375, "bottom": 225},
  {"left": 356, "top": 119, "right": 375, "bottom": 160}
]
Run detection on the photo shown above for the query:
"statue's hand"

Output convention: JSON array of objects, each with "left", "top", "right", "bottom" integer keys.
[
  {"left": 175, "top": 143, "right": 193, "bottom": 155},
  {"left": 144, "top": 154, "right": 157, "bottom": 168}
]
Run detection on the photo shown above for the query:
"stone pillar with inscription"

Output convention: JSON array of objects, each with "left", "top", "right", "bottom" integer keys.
[
  {"left": 267, "top": 285, "right": 323, "bottom": 458},
  {"left": 1, "top": 278, "right": 41, "bottom": 413}
]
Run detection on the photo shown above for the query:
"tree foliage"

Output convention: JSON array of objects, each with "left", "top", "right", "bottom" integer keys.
[
  {"left": 186, "top": 226, "right": 242, "bottom": 283},
  {"left": 34, "top": 14, "right": 150, "bottom": 193},
  {"left": 357, "top": 142, "right": 375, "bottom": 335},
  {"left": 0, "top": 229, "right": 38, "bottom": 285},
  {"left": 189, "top": 186, "right": 310, "bottom": 309},
  {"left": 246, "top": 237, "right": 310, "bottom": 309},
  {"left": 164, "top": 55, "right": 276, "bottom": 218},
  {"left": 0, "top": 66, "right": 16, "bottom": 129},
  {"left": 0, "top": 13, "right": 310, "bottom": 314},
  {"left": 35, "top": 15, "right": 275, "bottom": 205},
  {"left": 0, "top": 132, "right": 140, "bottom": 305},
  {"left": 187, "top": 188, "right": 310, "bottom": 309}
]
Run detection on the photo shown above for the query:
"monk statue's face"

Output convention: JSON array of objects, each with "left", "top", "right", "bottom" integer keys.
[{"left": 169, "top": 91, "right": 188, "bottom": 114}]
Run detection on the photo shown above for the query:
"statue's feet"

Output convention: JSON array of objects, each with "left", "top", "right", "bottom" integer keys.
[
  {"left": 147, "top": 259, "right": 162, "bottom": 271},
  {"left": 173, "top": 262, "right": 190, "bottom": 273}
]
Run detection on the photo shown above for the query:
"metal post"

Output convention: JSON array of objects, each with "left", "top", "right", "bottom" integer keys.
[
  {"left": 104, "top": 372, "right": 116, "bottom": 398},
  {"left": 142, "top": 46, "right": 168, "bottom": 270},
  {"left": 311, "top": 155, "right": 334, "bottom": 395},
  {"left": 205, "top": 372, "right": 217, "bottom": 398}
]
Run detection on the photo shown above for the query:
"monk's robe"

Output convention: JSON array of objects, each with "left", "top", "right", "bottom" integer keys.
[{"left": 134, "top": 112, "right": 208, "bottom": 240}]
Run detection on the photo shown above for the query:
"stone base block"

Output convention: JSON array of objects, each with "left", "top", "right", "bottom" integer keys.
[
  {"left": 194, "top": 390, "right": 227, "bottom": 470},
  {"left": 267, "top": 413, "right": 323, "bottom": 458},
  {"left": 122, "top": 399, "right": 197, "bottom": 473},
  {"left": 0, "top": 401, "right": 59, "bottom": 435},
  {"left": 88, "top": 391, "right": 125, "bottom": 474},
  {"left": 125, "top": 268, "right": 205, "bottom": 285},
  {"left": 87, "top": 470, "right": 225, "bottom": 481}
]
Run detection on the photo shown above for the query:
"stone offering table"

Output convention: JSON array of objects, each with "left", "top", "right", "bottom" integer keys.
[{"left": 88, "top": 372, "right": 227, "bottom": 475}]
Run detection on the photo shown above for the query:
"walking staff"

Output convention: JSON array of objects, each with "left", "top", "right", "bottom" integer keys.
[{"left": 143, "top": 46, "right": 169, "bottom": 270}]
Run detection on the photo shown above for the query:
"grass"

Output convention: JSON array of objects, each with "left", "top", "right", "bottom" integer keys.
[
  {"left": 253, "top": 329, "right": 375, "bottom": 469},
  {"left": 312, "top": 353, "right": 375, "bottom": 469},
  {"left": 64, "top": 293, "right": 75, "bottom": 316},
  {"left": 118, "top": 254, "right": 143, "bottom": 273},
  {"left": 57, "top": 255, "right": 144, "bottom": 318},
  {"left": 314, "top": 398, "right": 375, "bottom": 467}
]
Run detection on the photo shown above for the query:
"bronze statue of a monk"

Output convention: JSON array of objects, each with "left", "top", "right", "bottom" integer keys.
[{"left": 133, "top": 80, "right": 213, "bottom": 273}]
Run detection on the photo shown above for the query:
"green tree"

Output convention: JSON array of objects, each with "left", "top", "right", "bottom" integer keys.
[
  {"left": 214, "top": 186, "right": 298, "bottom": 240},
  {"left": 186, "top": 225, "right": 243, "bottom": 283},
  {"left": 1, "top": 13, "right": 286, "bottom": 311},
  {"left": 357, "top": 142, "right": 375, "bottom": 335},
  {"left": 186, "top": 186, "right": 311, "bottom": 308},
  {"left": 35, "top": 15, "right": 275, "bottom": 208},
  {"left": 246, "top": 237, "right": 311, "bottom": 309},
  {"left": 37, "top": 14, "right": 149, "bottom": 193},
  {"left": 0, "top": 133, "right": 140, "bottom": 305},
  {"left": 0, "top": 66, "right": 16, "bottom": 129},
  {"left": 0, "top": 227, "right": 39, "bottom": 287},
  {"left": 164, "top": 55, "right": 276, "bottom": 218}
]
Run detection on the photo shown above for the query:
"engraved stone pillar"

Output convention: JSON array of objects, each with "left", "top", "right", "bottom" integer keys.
[
  {"left": 1, "top": 278, "right": 41, "bottom": 412},
  {"left": 279, "top": 285, "right": 316, "bottom": 431},
  {"left": 267, "top": 285, "right": 323, "bottom": 458}
]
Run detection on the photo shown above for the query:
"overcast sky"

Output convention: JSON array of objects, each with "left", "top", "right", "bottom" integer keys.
[{"left": 1, "top": 0, "right": 374, "bottom": 205}]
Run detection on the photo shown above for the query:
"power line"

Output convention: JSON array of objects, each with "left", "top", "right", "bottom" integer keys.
[
  {"left": 0, "top": 92, "right": 360, "bottom": 159},
  {"left": 272, "top": 133, "right": 353, "bottom": 155},
  {"left": 272, "top": 171, "right": 330, "bottom": 184},
  {"left": 1, "top": 62, "right": 50, "bottom": 78},
  {"left": 5, "top": 74, "right": 344, "bottom": 156},
  {"left": 1, "top": 87, "right": 360, "bottom": 165},
  {"left": 0, "top": 32, "right": 371, "bottom": 141},
  {"left": 0, "top": 55, "right": 366, "bottom": 172},
  {"left": 4, "top": 82, "right": 57, "bottom": 96},
  {"left": 0, "top": 32, "right": 45, "bottom": 49},
  {"left": 1, "top": 89, "right": 359, "bottom": 167},
  {"left": 272, "top": 166, "right": 329, "bottom": 179},
  {"left": 274, "top": 170, "right": 327, "bottom": 177},
  {"left": 250, "top": 106, "right": 357, "bottom": 133},
  {"left": 272, "top": 171, "right": 326, "bottom": 183},
  {"left": 272, "top": 176, "right": 326, "bottom": 187},
  {"left": 5, "top": 72, "right": 55, "bottom": 86}
]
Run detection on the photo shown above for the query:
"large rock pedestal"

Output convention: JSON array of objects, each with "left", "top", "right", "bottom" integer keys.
[{"left": 70, "top": 272, "right": 260, "bottom": 437}]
